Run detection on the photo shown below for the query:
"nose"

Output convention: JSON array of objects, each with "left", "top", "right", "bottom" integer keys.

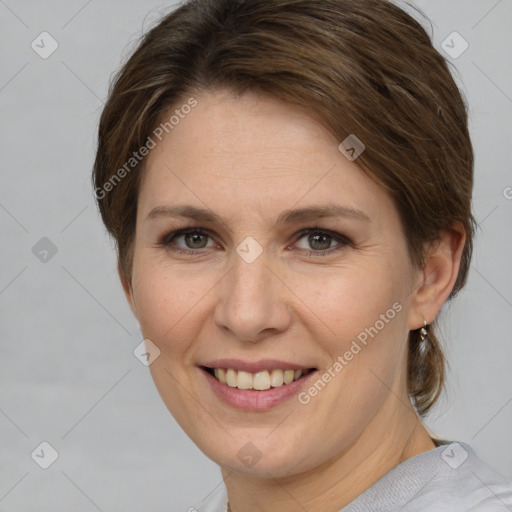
[{"left": 213, "top": 249, "right": 292, "bottom": 343}]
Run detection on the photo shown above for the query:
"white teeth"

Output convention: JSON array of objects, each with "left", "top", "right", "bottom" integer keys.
[
  {"left": 283, "top": 369, "right": 294, "bottom": 384},
  {"left": 237, "top": 370, "right": 253, "bottom": 390},
  {"left": 226, "top": 368, "right": 237, "bottom": 388},
  {"left": 270, "top": 369, "right": 284, "bottom": 387},
  {"left": 217, "top": 368, "right": 227, "bottom": 384},
  {"left": 209, "top": 367, "right": 310, "bottom": 390},
  {"left": 253, "top": 370, "right": 271, "bottom": 390}
]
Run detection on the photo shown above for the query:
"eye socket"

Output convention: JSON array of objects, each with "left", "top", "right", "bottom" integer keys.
[
  {"left": 295, "top": 230, "right": 342, "bottom": 252},
  {"left": 158, "top": 228, "right": 216, "bottom": 254},
  {"left": 290, "top": 228, "right": 352, "bottom": 258},
  {"left": 156, "top": 227, "right": 351, "bottom": 257},
  {"left": 177, "top": 230, "right": 211, "bottom": 250}
]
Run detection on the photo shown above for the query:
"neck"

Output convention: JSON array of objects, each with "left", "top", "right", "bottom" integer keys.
[{"left": 222, "top": 401, "right": 435, "bottom": 512}]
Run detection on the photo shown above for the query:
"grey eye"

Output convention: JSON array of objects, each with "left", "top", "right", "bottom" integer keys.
[
  {"left": 295, "top": 231, "right": 338, "bottom": 251},
  {"left": 181, "top": 232, "right": 210, "bottom": 249}
]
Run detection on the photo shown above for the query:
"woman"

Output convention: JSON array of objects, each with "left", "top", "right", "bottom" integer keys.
[{"left": 92, "top": 0, "right": 512, "bottom": 510}]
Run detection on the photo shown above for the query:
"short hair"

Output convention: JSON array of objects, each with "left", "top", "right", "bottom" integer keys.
[{"left": 92, "top": 0, "right": 476, "bottom": 416}]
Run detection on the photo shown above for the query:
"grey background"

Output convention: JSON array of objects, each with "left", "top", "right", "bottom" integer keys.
[{"left": 1, "top": 0, "right": 511, "bottom": 511}]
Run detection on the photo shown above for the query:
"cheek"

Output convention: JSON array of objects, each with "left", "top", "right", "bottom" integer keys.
[
  {"left": 289, "top": 257, "right": 410, "bottom": 406},
  {"left": 131, "top": 259, "right": 214, "bottom": 355},
  {"left": 292, "top": 259, "right": 406, "bottom": 347},
  {"left": 130, "top": 260, "right": 216, "bottom": 431}
]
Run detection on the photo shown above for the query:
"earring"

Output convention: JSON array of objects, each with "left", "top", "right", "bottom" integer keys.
[{"left": 419, "top": 320, "right": 428, "bottom": 347}]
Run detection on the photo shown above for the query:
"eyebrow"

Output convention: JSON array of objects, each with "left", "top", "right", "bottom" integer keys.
[{"left": 145, "top": 203, "right": 370, "bottom": 228}]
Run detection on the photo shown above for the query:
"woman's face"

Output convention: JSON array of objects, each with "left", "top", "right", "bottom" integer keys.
[{"left": 125, "top": 89, "right": 423, "bottom": 477}]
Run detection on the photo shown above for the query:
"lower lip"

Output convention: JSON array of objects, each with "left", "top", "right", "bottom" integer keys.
[{"left": 200, "top": 367, "right": 317, "bottom": 411}]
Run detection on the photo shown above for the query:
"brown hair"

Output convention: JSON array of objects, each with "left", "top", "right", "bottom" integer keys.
[{"left": 92, "top": 0, "right": 475, "bottom": 416}]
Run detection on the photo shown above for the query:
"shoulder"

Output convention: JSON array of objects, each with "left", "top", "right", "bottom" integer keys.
[
  {"left": 192, "top": 442, "right": 512, "bottom": 512},
  {"left": 342, "top": 441, "right": 512, "bottom": 512},
  {"left": 426, "top": 441, "right": 512, "bottom": 511}
]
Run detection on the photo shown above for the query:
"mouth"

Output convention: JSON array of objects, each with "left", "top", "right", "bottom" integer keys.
[
  {"left": 198, "top": 358, "right": 319, "bottom": 411},
  {"left": 201, "top": 366, "right": 317, "bottom": 391}
]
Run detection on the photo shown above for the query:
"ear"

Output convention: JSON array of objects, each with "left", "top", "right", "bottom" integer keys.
[
  {"left": 117, "top": 259, "right": 138, "bottom": 318},
  {"left": 408, "top": 222, "right": 466, "bottom": 330}
]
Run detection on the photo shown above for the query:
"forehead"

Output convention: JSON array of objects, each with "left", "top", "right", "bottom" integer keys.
[{"left": 138, "top": 90, "right": 397, "bottom": 228}]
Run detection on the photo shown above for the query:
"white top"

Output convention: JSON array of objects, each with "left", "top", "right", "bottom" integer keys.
[{"left": 193, "top": 441, "right": 512, "bottom": 511}]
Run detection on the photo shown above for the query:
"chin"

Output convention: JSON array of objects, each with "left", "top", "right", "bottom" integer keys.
[{"left": 197, "top": 433, "right": 320, "bottom": 478}]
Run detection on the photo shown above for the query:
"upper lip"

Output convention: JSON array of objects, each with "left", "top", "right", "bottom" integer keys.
[{"left": 201, "top": 359, "right": 316, "bottom": 373}]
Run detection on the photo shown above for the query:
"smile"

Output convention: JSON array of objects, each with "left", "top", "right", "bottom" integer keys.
[{"left": 204, "top": 367, "right": 315, "bottom": 391}]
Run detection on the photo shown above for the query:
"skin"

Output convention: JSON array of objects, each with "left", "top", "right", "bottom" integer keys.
[{"left": 120, "top": 88, "right": 466, "bottom": 512}]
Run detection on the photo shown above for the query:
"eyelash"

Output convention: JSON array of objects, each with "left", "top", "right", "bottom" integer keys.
[{"left": 156, "top": 226, "right": 352, "bottom": 258}]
